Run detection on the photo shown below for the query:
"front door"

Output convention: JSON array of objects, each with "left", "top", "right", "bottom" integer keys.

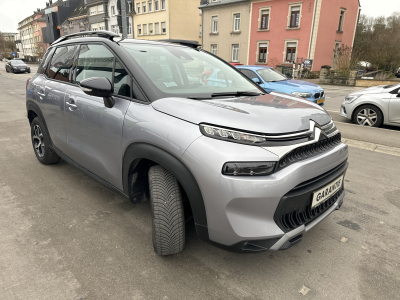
[{"left": 64, "top": 44, "right": 132, "bottom": 189}]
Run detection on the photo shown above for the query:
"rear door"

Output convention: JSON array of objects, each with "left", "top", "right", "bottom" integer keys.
[
  {"left": 63, "top": 44, "right": 131, "bottom": 189},
  {"left": 34, "top": 46, "right": 76, "bottom": 152}
]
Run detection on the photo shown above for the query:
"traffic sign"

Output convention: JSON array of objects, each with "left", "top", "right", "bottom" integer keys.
[{"left": 12, "top": 52, "right": 16, "bottom": 56}]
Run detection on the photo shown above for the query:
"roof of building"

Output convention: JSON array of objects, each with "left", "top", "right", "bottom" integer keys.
[
  {"left": 67, "top": 0, "right": 88, "bottom": 19},
  {"left": 199, "top": 0, "right": 249, "bottom": 9}
]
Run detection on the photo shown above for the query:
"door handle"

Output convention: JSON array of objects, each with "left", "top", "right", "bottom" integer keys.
[{"left": 66, "top": 101, "right": 77, "bottom": 110}]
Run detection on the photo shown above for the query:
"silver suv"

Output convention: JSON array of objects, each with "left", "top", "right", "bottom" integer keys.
[{"left": 26, "top": 32, "right": 348, "bottom": 255}]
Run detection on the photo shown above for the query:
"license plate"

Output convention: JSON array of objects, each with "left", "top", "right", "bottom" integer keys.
[
  {"left": 317, "top": 98, "right": 324, "bottom": 104},
  {"left": 311, "top": 175, "right": 344, "bottom": 209}
]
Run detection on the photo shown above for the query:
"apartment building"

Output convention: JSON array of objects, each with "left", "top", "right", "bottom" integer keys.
[
  {"left": 85, "top": 0, "right": 109, "bottom": 32},
  {"left": 135, "top": 0, "right": 201, "bottom": 42},
  {"left": 1, "top": 33, "right": 18, "bottom": 41},
  {"left": 200, "top": 0, "right": 250, "bottom": 64},
  {"left": 61, "top": 0, "right": 89, "bottom": 35},
  {"left": 107, "top": 0, "right": 134, "bottom": 38},
  {"left": 18, "top": 15, "right": 35, "bottom": 60},
  {"left": 248, "top": 0, "right": 360, "bottom": 70}
]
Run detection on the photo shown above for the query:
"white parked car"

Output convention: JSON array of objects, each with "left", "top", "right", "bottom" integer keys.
[{"left": 340, "top": 83, "right": 400, "bottom": 127}]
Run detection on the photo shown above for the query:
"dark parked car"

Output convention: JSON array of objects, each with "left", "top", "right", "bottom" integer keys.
[
  {"left": 6, "top": 60, "right": 30, "bottom": 73},
  {"left": 396, "top": 68, "right": 400, "bottom": 78}
]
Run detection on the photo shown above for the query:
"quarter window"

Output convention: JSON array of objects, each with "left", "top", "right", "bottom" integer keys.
[
  {"left": 232, "top": 44, "right": 239, "bottom": 62},
  {"left": 75, "top": 44, "right": 114, "bottom": 84},
  {"left": 114, "top": 60, "right": 132, "bottom": 97},
  {"left": 47, "top": 46, "right": 75, "bottom": 82}
]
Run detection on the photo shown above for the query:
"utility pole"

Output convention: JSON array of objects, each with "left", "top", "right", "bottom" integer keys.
[{"left": 120, "top": 0, "right": 128, "bottom": 38}]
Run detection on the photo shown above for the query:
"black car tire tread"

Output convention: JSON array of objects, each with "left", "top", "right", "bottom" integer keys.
[
  {"left": 148, "top": 165, "right": 185, "bottom": 256},
  {"left": 353, "top": 104, "right": 383, "bottom": 127},
  {"left": 31, "top": 117, "right": 60, "bottom": 165}
]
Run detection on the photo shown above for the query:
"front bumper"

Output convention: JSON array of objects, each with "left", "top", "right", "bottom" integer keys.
[
  {"left": 182, "top": 136, "right": 349, "bottom": 252},
  {"left": 306, "top": 95, "right": 325, "bottom": 106}
]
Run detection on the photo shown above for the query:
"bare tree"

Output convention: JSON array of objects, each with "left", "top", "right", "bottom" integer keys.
[{"left": 33, "top": 41, "right": 48, "bottom": 60}]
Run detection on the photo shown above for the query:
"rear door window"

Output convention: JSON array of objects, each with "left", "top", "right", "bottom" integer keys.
[{"left": 47, "top": 46, "right": 76, "bottom": 82}]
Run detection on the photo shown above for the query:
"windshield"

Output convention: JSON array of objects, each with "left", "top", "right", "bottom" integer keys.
[
  {"left": 11, "top": 60, "right": 25, "bottom": 65},
  {"left": 256, "top": 68, "right": 287, "bottom": 82},
  {"left": 122, "top": 43, "right": 260, "bottom": 99}
]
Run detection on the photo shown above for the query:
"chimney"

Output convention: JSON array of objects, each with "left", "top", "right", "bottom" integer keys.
[
  {"left": 49, "top": 0, "right": 52, "bottom": 4},
  {"left": 46, "top": 2, "right": 49, "bottom": 7}
]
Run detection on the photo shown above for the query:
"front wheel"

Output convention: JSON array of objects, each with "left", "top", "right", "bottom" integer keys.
[
  {"left": 31, "top": 117, "right": 60, "bottom": 164},
  {"left": 148, "top": 165, "right": 185, "bottom": 255},
  {"left": 353, "top": 105, "right": 383, "bottom": 127}
]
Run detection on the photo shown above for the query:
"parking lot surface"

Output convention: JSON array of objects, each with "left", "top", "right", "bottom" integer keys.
[{"left": 1, "top": 62, "right": 400, "bottom": 300}]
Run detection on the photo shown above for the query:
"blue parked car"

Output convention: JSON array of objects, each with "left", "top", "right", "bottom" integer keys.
[{"left": 236, "top": 65, "right": 325, "bottom": 106}]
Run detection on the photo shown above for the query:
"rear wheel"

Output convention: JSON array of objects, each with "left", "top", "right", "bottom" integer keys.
[
  {"left": 30, "top": 117, "right": 60, "bottom": 165},
  {"left": 148, "top": 165, "right": 185, "bottom": 255},
  {"left": 353, "top": 105, "right": 383, "bottom": 127}
]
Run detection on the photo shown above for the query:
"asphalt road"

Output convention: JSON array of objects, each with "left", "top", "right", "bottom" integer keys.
[{"left": 1, "top": 62, "right": 400, "bottom": 300}]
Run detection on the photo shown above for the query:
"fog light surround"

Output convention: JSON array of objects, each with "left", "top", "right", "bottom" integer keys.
[{"left": 222, "top": 162, "right": 276, "bottom": 176}]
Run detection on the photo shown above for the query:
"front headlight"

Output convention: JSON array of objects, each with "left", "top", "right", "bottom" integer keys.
[
  {"left": 200, "top": 124, "right": 266, "bottom": 145},
  {"left": 222, "top": 162, "right": 276, "bottom": 176},
  {"left": 292, "top": 92, "right": 312, "bottom": 98},
  {"left": 344, "top": 95, "right": 360, "bottom": 103}
]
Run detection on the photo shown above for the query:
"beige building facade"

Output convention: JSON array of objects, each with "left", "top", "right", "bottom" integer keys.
[
  {"left": 200, "top": 0, "right": 250, "bottom": 64},
  {"left": 133, "top": 0, "right": 201, "bottom": 42}
]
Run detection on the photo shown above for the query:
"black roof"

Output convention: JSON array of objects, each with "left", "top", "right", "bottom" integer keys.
[{"left": 67, "top": 0, "right": 88, "bottom": 19}]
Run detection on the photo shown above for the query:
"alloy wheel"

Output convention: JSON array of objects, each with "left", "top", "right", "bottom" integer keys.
[
  {"left": 32, "top": 125, "right": 45, "bottom": 157},
  {"left": 356, "top": 108, "right": 378, "bottom": 126}
]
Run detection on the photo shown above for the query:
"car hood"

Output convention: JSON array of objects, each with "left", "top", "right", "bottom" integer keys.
[
  {"left": 152, "top": 92, "right": 331, "bottom": 134},
  {"left": 349, "top": 85, "right": 387, "bottom": 96},
  {"left": 263, "top": 79, "right": 321, "bottom": 93}
]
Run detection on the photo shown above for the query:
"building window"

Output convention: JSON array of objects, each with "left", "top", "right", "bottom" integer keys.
[
  {"left": 99, "top": 22, "right": 105, "bottom": 30},
  {"left": 260, "top": 9, "right": 270, "bottom": 29},
  {"left": 142, "top": 2, "right": 146, "bottom": 13},
  {"left": 89, "top": 6, "right": 97, "bottom": 15},
  {"left": 128, "top": 23, "right": 132, "bottom": 35},
  {"left": 137, "top": 3, "right": 141, "bottom": 13},
  {"left": 155, "top": 0, "right": 159, "bottom": 10},
  {"left": 155, "top": 22, "right": 160, "bottom": 34},
  {"left": 111, "top": 6, "right": 115, "bottom": 15},
  {"left": 212, "top": 16, "right": 218, "bottom": 33},
  {"left": 161, "top": 22, "right": 166, "bottom": 33},
  {"left": 112, "top": 25, "right": 119, "bottom": 34},
  {"left": 286, "top": 42, "right": 297, "bottom": 62},
  {"left": 258, "top": 43, "right": 268, "bottom": 63},
  {"left": 149, "top": 23, "right": 153, "bottom": 34},
  {"left": 128, "top": 2, "right": 133, "bottom": 12},
  {"left": 148, "top": 1, "right": 152, "bottom": 12},
  {"left": 338, "top": 9, "right": 345, "bottom": 32},
  {"left": 97, "top": 4, "right": 104, "bottom": 14},
  {"left": 232, "top": 44, "right": 239, "bottom": 62},
  {"left": 161, "top": 0, "right": 165, "bottom": 10},
  {"left": 138, "top": 24, "right": 142, "bottom": 35},
  {"left": 233, "top": 14, "right": 240, "bottom": 32},
  {"left": 143, "top": 24, "right": 148, "bottom": 35},
  {"left": 91, "top": 24, "right": 98, "bottom": 31},
  {"left": 211, "top": 44, "right": 217, "bottom": 55},
  {"left": 289, "top": 6, "right": 300, "bottom": 28}
]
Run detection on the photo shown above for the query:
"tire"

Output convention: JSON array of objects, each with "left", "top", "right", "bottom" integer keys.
[
  {"left": 353, "top": 105, "right": 383, "bottom": 127},
  {"left": 30, "top": 117, "right": 60, "bottom": 165},
  {"left": 148, "top": 165, "right": 185, "bottom": 255}
]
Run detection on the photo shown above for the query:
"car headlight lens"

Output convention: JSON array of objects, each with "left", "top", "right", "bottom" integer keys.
[
  {"left": 344, "top": 95, "right": 360, "bottom": 103},
  {"left": 292, "top": 92, "right": 312, "bottom": 98},
  {"left": 222, "top": 162, "right": 276, "bottom": 176},
  {"left": 200, "top": 124, "right": 266, "bottom": 145}
]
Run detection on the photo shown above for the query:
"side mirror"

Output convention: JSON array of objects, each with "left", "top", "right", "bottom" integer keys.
[
  {"left": 80, "top": 77, "right": 115, "bottom": 108},
  {"left": 252, "top": 78, "right": 261, "bottom": 84}
]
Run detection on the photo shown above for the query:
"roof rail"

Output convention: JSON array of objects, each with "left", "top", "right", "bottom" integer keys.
[
  {"left": 51, "top": 31, "right": 120, "bottom": 46},
  {"left": 157, "top": 39, "right": 202, "bottom": 49}
]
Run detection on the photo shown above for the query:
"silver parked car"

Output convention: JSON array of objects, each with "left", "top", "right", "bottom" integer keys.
[
  {"left": 340, "top": 83, "right": 400, "bottom": 127},
  {"left": 26, "top": 31, "right": 348, "bottom": 255}
]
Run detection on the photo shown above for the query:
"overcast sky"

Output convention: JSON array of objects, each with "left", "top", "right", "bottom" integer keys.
[{"left": 1, "top": 0, "right": 400, "bottom": 33}]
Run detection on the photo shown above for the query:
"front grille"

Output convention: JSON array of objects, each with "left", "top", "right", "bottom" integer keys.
[
  {"left": 277, "top": 133, "right": 341, "bottom": 171},
  {"left": 277, "top": 188, "right": 344, "bottom": 232},
  {"left": 314, "top": 91, "right": 324, "bottom": 99}
]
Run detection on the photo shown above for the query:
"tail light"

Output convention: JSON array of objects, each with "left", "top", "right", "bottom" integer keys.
[{"left": 26, "top": 78, "right": 31, "bottom": 90}]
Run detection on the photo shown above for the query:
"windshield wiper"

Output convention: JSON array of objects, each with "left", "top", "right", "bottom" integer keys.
[{"left": 210, "top": 91, "right": 263, "bottom": 98}]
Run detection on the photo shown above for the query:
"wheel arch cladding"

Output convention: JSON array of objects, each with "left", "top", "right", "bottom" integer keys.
[
  {"left": 122, "top": 143, "right": 208, "bottom": 229},
  {"left": 26, "top": 101, "right": 54, "bottom": 146}
]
